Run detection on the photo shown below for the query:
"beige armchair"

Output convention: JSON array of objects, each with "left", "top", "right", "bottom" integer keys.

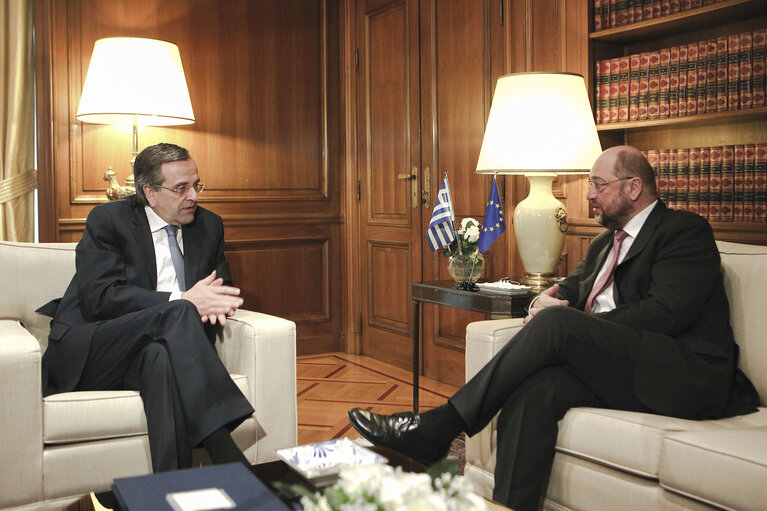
[
  {"left": 463, "top": 241, "right": 767, "bottom": 511},
  {"left": 0, "top": 241, "right": 298, "bottom": 510}
]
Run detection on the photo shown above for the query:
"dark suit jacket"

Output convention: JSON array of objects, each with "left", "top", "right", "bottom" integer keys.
[
  {"left": 41, "top": 195, "right": 232, "bottom": 396},
  {"left": 558, "top": 200, "right": 757, "bottom": 419}
]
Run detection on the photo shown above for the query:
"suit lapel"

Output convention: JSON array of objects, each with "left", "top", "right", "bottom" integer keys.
[
  {"left": 579, "top": 234, "right": 614, "bottom": 306},
  {"left": 181, "top": 217, "right": 203, "bottom": 288},
  {"left": 130, "top": 203, "right": 158, "bottom": 288},
  {"left": 620, "top": 201, "right": 666, "bottom": 266}
]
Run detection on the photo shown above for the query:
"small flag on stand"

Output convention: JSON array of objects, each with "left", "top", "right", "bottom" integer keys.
[
  {"left": 427, "top": 176, "right": 456, "bottom": 251},
  {"left": 478, "top": 176, "right": 506, "bottom": 254}
]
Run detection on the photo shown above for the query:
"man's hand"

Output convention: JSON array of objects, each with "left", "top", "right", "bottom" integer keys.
[
  {"left": 181, "top": 271, "right": 243, "bottom": 326},
  {"left": 523, "top": 283, "right": 569, "bottom": 324}
]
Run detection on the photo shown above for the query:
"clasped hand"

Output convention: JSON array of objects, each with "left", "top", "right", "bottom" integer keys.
[
  {"left": 181, "top": 271, "right": 243, "bottom": 325},
  {"left": 523, "top": 283, "right": 569, "bottom": 324}
]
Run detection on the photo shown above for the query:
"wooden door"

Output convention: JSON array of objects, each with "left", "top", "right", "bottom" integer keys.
[{"left": 357, "top": 0, "right": 423, "bottom": 369}]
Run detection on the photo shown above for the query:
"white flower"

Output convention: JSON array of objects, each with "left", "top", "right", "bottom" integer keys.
[
  {"left": 464, "top": 225, "right": 480, "bottom": 243},
  {"left": 460, "top": 217, "right": 478, "bottom": 231}
]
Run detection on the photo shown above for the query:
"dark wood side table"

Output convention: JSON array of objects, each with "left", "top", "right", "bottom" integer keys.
[{"left": 411, "top": 280, "right": 534, "bottom": 412}]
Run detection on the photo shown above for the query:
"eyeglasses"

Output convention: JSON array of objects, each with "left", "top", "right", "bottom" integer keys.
[
  {"left": 587, "top": 177, "right": 634, "bottom": 192},
  {"left": 153, "top": 182, "right": 206, "bottom": 196}
]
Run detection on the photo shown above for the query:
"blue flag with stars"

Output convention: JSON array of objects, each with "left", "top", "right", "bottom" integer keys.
[{"left": 478, "top": 177, "right": 506, "bottom": 254}]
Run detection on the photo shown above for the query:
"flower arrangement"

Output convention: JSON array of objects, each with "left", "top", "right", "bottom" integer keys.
[
  {"left": 442, "top": 217, "right": 480, "bottom": 258},
  {"left": 298, "top": 462, "right": 488, "bottom": 511}
]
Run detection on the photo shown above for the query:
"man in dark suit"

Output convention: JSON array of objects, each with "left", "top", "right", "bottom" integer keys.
[
  {"left": 347, "top": 145, "right": 759, "bottom": 511},
  {"left": 41, "top": 143, "right": 254, "bottom": 472}
]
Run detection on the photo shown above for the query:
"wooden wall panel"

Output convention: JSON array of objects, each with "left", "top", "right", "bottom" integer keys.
[{"left": 35, "top": 0, "right": 345, "bottom": 355}]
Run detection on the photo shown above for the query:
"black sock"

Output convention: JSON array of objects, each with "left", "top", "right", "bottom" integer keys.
[
  {"left": 418, "top": 402, "right": 466, "bottom": 446},
  {"left": 201, "top": 427, "right": 249, "bottom": 466}
]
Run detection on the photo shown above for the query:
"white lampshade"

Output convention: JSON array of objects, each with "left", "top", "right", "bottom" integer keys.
[
  {"left": 77, "top": 37, "right": 195, "bottom": 126},
  {"left": 476, "top": 72, "right": 602, "bottom": 175}
]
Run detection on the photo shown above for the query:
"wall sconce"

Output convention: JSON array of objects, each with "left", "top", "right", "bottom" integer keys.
[
  {"left": 476, "top": 72, "right": 603, "bottom": 290},
  {"left": 77, "top": 37, "right": 195, "bottom": 200}
]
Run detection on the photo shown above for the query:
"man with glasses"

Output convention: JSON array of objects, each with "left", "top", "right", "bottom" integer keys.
[
  {"left": 347, "top": 145, "right": 758, "bottom": 511},
  {"left": 41, "top": 143, "right": 254, "bottom": 474}
]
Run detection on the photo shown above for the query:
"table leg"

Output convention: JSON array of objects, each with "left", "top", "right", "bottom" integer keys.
[{"left": 412, "top": 299, "right": 420, "bottom": 413}]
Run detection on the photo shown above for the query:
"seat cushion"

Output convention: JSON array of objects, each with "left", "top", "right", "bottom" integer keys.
[
  {"left": 44, "top": 374, "right": 250, "bottom": 444},
  {"left": 556, "top": 406, "right": 767, "bottom": 479},
  {"left": 659, "top": 427, "right": 767, "bottom": 511}
]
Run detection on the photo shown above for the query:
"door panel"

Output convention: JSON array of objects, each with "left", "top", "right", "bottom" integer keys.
[{"left": 358, "top": 0, "right": 422, "bottom": 369}]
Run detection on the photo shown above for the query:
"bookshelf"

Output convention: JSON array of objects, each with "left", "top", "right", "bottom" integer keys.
[{"left": 587, "top": 0, "right": 767, "bottom": 244}]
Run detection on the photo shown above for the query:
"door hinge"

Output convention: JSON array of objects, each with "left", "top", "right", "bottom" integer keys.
[
  {"left": 355, "top": 48, "right": 359, "bottom": 70},
  {"left": 356, "top": 180, "right": 361, "bottom": 202},
  {"left": 358, "top": 312, "right": 363, "bottom": 334}
]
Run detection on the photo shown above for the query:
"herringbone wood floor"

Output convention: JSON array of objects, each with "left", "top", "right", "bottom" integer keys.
[{"left": 297, "top": 353, "right": 459, "bottom": 444}]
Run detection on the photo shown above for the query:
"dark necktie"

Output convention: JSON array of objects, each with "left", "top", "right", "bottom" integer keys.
[
  {"left": 163, "top": 224, "right": 186, "bottom": 291},
  {"left": 585, "top": 229, "right": 628, "bottom": 314}
]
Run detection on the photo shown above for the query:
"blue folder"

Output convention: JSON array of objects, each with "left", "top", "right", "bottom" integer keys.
[{"left": 112, "top": 463, "right": 290, "bottom": 510}]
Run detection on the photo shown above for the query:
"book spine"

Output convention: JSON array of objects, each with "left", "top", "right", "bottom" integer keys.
[
  {"left": 699, "top": 146, "right": 710, "bottom": 220},
  {"left": 659, "top": 48, "right": 671, "bottom": 118},
  {"left": 629, "top": 53, "right": 641, "bottom": 120},
  {"left": 678, "top": 44, "right": 688, "bottom": 117},
  {"left": 599, "top": 59, "right": 611, "bottom": 123},
  {"left": 680, "top": 0, "right": 690, "bottom": 10},
  {"left": 658, "top": 149, "right": 670, "bottom": 204},
  {"left": 727, "top": 33, "right": 740, "bottom": 111},
  {"left": 647, "top": 149, "right": 660, "bottom": 181},
  {"left": 714, "top": 37, "right": 727, "bottom": 112},
  {"left": 661, "top": 0, "right": 670, "bottom": 16},
  {"left": 720, "top": 145, "right": 734, "bottom": 221},
  {"left": 648, "top": 51, "right": 661, "bottom": 119},
  {"left": 676, "top": 148, "right": 689, "bottom": 211},
  {"left": 690, "top": 0, "right": 702, "bottom": 7},
  {"left": 739, "top": 31, "right": 753, "bottom": 109},
  {"left": 670, "top": 0, "right": 680, "bottom": 13},
  {"left": 619, "top": 55, "right": 630, "bottom": 122},
  {"left": 609, "top": 0, "right": 617, "bottom": 28},
  {"left": 686, "top": 42, "right": 698, "bottom": 115},
  {"left": 709, "top": 145, "right": 723, "bottom": 222},
  {"left": 753, "top": 29, "right": 766, "bottom": 107},
  {"left": 609, "top": 57, "right": 621, "bottom": 123},
  {"left": 668, "top": 148, "right": 678, "bottom": 210},
  {"left": 734, "top": 144, "right": 745, "bottom": 222},
  {"left": 744, "top": 143, "right": 756, "bottom": 222},
  {"left": 616, "top": 0, "right": 629, "bottom": 26},
  {"left": 688, "top": 147, "right": 701, "bottom": 215},
  {"left": 697, "top": 40, "right": 708, "bottom": 114},
  {"left": 669, "top": 46, "right": 680, "bottom": 117},
  {"left": 639, "top": 52, "right": 650, "bottom": 120},
  {"left": 642, "top": 0, "right": 653, "bottom": 20},
  {"left": 652, "top": 0, "right": 662, "bottom": 19},
  {"left": 594, "top": 0, "right": 603, "bottom": 31},
  {"left": 756, "top": 143, "right": 767, "bottom": 221}
]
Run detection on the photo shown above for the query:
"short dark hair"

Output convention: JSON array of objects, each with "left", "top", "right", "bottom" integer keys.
[
  {"left": 614, "top": 147, "right": 658, "bottom": 196},
  {"left": 133, "top": 143, "right": 191, "bottom": 206}
]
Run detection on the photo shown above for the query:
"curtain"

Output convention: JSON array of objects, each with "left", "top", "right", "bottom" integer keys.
[{"left": 0, "top": 0, "right": 36, "bottom": 241}]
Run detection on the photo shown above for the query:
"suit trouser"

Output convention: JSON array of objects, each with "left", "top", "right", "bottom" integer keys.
[
  {"left": 76, "top": 300, "right": 255, "bottom": 472},
  {"left": 449, "top": 306, "right": 652, "bottom": 511}
]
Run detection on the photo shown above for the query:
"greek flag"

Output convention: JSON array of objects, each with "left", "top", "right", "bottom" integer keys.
[
  {"left": 478, "top": 176, "right": 506, "bottom": 253},
  {"left": 427, "top": 177, "right": 455, "bottom": 251}
]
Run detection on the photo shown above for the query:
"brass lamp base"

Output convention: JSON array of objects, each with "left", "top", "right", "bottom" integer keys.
[
  {"left": 104, "top": 167, "right": 136, "bottom": 200},
  {"left": 520, "top": 272, "right": 556, "bottom": 292}
]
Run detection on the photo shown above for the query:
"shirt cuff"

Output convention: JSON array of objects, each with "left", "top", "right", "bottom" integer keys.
[{"left": 169, "top": 290, "right": 183, "bottom": 301}]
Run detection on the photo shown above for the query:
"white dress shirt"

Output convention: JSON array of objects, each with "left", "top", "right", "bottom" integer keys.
[
  {"left": 145, "top": 206, "right": 184, "bottom": 300},
  {"left": 590, "top": 200, "right": 658, "bottom": 313}
]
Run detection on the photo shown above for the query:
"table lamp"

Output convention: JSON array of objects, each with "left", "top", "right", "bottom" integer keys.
[
  {"left": 476, "top": 72, "right": 602, "bottom": 290},
  {"left": 77, "top": 37, "right": 195, "bottom": 199}
]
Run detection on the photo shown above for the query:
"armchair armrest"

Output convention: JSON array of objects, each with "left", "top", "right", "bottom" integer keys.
[
  {"left": 0, "top": 320, "right": 43, "bottom": 506},
  {"left": 465, "top": 318, "right": 525, "bottom": 380},
  {"left": 216, "top": 310, "right": 297, "bottom": 457}
]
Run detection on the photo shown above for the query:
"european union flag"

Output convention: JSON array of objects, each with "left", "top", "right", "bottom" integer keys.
[{"left": 478, "top": 177, "right": 506, "bottom": 254}]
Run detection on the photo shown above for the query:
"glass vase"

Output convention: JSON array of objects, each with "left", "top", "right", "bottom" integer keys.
[{"left": 447, "top": 251, "right": 485, "bottom": 285}]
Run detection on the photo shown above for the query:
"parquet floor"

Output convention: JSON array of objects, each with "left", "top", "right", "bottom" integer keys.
[{"left": 297, "top": 352, "right": 459, "bottom": 444}]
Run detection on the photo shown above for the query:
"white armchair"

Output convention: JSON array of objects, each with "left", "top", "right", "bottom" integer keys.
[{"left": 0, "top": 241, "right": 297, "bottom": 510}]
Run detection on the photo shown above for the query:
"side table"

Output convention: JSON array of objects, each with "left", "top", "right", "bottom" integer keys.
[{"left": 411, "top": 280, "right": 534, "bottom": 412}]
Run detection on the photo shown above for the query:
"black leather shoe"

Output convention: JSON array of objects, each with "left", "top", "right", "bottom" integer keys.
[{"left": 347, "top": 408, "right": 451, "bottom": 466}]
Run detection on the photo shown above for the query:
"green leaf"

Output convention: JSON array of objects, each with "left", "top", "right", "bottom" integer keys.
[{"left": 426, "top": 458, "right": 459, "bottom": 482}]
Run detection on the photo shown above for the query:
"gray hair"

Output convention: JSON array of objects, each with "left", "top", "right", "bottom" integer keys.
[{"left": 133, "top": 143, "right": 191, "bottom": 206}]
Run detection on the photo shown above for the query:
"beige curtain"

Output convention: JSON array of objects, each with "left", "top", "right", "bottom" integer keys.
[{"left": 0, "top": 0, "right": 36, "bottom": 241}]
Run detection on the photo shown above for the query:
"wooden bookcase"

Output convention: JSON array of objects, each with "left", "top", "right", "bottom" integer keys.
[{"left": 587, "top": 0, "right": 767, "bottom": 245}]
